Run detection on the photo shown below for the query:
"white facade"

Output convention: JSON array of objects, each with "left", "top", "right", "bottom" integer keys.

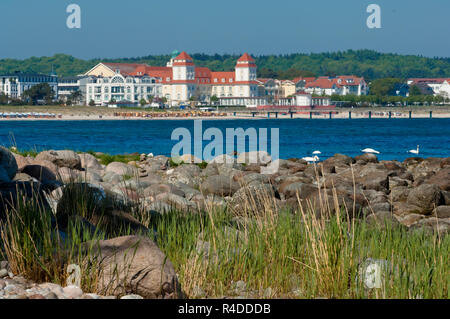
[
  {"left": 85, "top": 74, "right": 162, "bottom": 106},
  {"left": 0, "top": 74, "right": 58, "bottom": 99}
]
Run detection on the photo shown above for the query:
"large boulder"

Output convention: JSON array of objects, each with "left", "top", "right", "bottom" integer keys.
[
  {"left": 86, "top": 236, "right": 181, "bottom": 299},
  {"left": 105, "top": 162, "right": 137, "bottom": 176},
  {"left": 406, "top": 184, "right": 443, "bottom": 215},
  {"left": 433, "top": 206, "right": 450, "bottom": 218},
  {"left": 0, "top": 146, "right": 18, "bottom": 182},
  {"left": 35, "top": 150, "right": 81, "bottom": 170},
  {"left": 21, "top": 164, "right": 57, "bottom": 182},
  {"left": 79, "top": 153, "right": 103, "bottom": 171},
  {"left": 425, "top": 168, "right": 450, "bottom": 191},
  {"left": 12, "top": 152, "right": 30, "bottom": 170},
  {"left": 279, "top": 182, "right": 318, "bottom": 199},
  {"left": 200, "top": 175, "right": 239, "bottom": 196}
]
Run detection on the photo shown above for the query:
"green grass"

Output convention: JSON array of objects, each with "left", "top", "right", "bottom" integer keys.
[
  {"left": 85, "top": 150, "right": 140, "bottom": 165},
  {"left": 149, "top": 208, "right": 449, "bottom": 299},
  {"left": 0, "top": 179, "right": 448, "bottom": 299}
]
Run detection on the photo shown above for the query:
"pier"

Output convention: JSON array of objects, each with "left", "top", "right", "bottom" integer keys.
[{"left": 229, "top": 108, "right": 441, "bottom": 119}]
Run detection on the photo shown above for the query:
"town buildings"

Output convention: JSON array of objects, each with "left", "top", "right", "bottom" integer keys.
[
  {"left": 407, "top": 78, "right": 450, "bottom": 98},
  {"left": 0, "top": 73, "right": 58, "bottom": 100}
]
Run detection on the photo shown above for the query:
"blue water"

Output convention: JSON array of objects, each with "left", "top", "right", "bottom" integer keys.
[{"left": 1, "top": 119, "right": 449, "bottom": 161}]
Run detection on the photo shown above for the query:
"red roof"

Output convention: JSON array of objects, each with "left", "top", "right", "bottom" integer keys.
[
  {"left": 305, "top": 78, "right": 336, "bottom": 89},
  {"left": 174, "top": 51, "right": 193, "bottom": 61},
  {"left": 333, "top": 75, "right": 364, "bottom": 87},
  {"left": 237, "top": 53, "right": 255, "bottom": 62},
  {"left": 211, "top": 72, "right": 235, "bottom": 84},
  {"left": 103, "top": 63, "right": 147, "bottom": 76},
  {"left": 408, "top": 78, "right": 450, "bottom": 85}
]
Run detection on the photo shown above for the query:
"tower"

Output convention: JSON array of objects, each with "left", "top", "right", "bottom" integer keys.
[
  {"left": 235, "top": 53, "right": 257, "bottom": 97},
  {"left": 171, "top": 51, "right": 196, "bottom": 104}
]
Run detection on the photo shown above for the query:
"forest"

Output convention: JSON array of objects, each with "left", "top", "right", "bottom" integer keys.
[{"left": 1, "top": 50, "right": 450, "bottom": 81}]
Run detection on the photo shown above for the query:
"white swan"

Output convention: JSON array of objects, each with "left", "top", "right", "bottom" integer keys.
[
  {"left": 302, "top": 155, "right": 320, "bottom": 163},
  {"left": 312, "top": 150, "right": 321, "bottom": 155},
  {"left": 408, "top": 145, "right": 419, "bottom": 155},
  {"left": 361, "top": 148, "right": 380, "bottom": 154}
]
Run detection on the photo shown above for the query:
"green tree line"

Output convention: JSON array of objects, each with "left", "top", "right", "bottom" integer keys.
[{"left": 2, "top": 50, "right": 450, "bottom": 81}]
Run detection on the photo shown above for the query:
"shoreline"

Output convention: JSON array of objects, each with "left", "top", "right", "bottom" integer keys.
[{"left": 1, "top": 113, "right": 450, "bottom": 121}]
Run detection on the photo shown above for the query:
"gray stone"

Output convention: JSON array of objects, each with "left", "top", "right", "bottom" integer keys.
[
  {"left": 407, "top": 184, "right": 443, "bottom": 215},
  {"left": 120, "top": 294, "right": 144, "bottom": 299},
  {"left": 36, "top": 150, "right": 81, "bottom": 169},
  {"left": 0, "top": 146, "right": 18, "bottom": 182}
]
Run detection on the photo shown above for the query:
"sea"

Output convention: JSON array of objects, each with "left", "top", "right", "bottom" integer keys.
[{"left": 1, "top": 119, "right": 449, "bottom": 162}]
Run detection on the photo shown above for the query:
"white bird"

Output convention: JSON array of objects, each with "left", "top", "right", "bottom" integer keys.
[
  {"left": 361, "top": 148, "right": 380, "bottom": 154},
  {"left": 312, "top": 150, "right": 321, "bottom": 155},
  {"left": 302, "top": 155, "right": 320, "bottom": 163},
  {"left": 408, "top": 145, "right": 419, "bottom": 155}
]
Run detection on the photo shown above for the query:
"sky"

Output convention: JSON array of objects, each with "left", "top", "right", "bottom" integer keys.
[{"left": 0, "top": 0, "right": 449, "bottom": 59}]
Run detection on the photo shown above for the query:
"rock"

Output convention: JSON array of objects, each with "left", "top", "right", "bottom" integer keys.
[
  {"left": 20, "top": 164, "right": 57, "bottom": 182},
  {"left": 0, "top": 269, "right": 8, "bottom": 278},
  {"left": 355, "top": 153, "right": 378, "bottom": 164},
  {"left": 200, "top": 175, "right": 239, "bottom": 196},
  {"left": 407, "top": 184, "right": 443, "bottom": 215},
  {"left": 12, "top": 153, "right": 30, "bottom": 170},
  {"left": 389, "top": 186, "right": 410, "bottom": 202},
  {"left": 155, "top": 193, "right": 195, "bottom": 212},
  {"left": 143, "top": 183, "right": 184, "bottom": 198},
  {"left": 432, "top": 206, "right": 450, "bottom": 218},
  {"left": 58, "top": 167, "right": 80, "bottom": 183},
  {"left": 55, "top": 183, "right": 107, "bottom": 229},
  {"left": 409, "top": 217, "right": 450, "bottom": 235},
  {"left": 440, "top": 157, "right": 450, "bottom": 168},
  {"left": 120, "top": 294, "right": 144, "bottom": 299},
  {"left": 12, "top": 173, "right": 36, "bottom": 182},
  {"left": 0, "top": 146, "right": 18, "bottom": 182},
  {"left": 62, "top": 285, "right": 83, "bottom": 299},
  {"left": 398, "top": 213, "right": 425, "bottom": 226},
  {"left": 146, "top": 200, "right": 172, "bottom": 215},
  {"left": 237, "top": 151, "right": 272, "bottom": 165},
  {"left": 209, "top": 154, "right": 235, "bottom": 164},
  {"left": 279, "top": 182, "right": 318, "bottom": 199},
  {"left": 36, "top": 150, "right": 81, "bottom": 169},
  {"left": 79, "top": 153, "right": 103, "bottom": 171},
  {"left": 442, "top": 191, "right": 450, "bottom": 205},
  {"left": 366, "top": 211, "right": 401, "bottom": 228},
  {"left": 86, "top": 236, "right": 181, "bottom": 299},
  {"left": 425, "top": 168, "right": 450, "bottom": 191},
  {"left": 105, "top": 162, "right": 137, "bottom": 176},
  {"left": 229, "top": 183, "right": 278, "bottom": 215}
]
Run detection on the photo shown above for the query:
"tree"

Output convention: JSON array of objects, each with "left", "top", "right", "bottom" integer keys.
[
  {"left": 22, "top": 83, "right": 54, "bottom": 105},
  {"left": 0, "top": 93, "right": 8, "bottom": 105},
  {"left": 369, "top": 78, "right": 403, "bottom": 96},
  {"left": 409, "top": 85, "right": 422, "bottom": 96},
  {"left": 210, "top": 95, "right": 219, "bottom": 104},
  {"left": 140, "top": 98, "right": 147, "bottom": 106},
  {"left": 88, "top": 99, "right": 96, "bottom": 106},
  {"left": 69, "top": 90, "right": 83, "bottom": 105}
]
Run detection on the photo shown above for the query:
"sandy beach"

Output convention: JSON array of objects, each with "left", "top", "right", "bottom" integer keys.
[{"left": 1, "top": 105, "right": 450, "bottom": 120}]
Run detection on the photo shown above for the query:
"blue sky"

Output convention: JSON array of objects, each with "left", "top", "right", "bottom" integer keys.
[{"left": 0, "top": 0, "right": 449, "bottom": 59}]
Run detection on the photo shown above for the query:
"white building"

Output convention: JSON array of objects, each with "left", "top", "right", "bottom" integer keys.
[
  {"left": 0, "top": 73, "right": 58, "bottom": 99},
  {"left": 82, "top": 51, "right": 261, "bottom": 107},
  {"left": 407, "top": 78, "right": 450, "bottom": 98},
  {"left": 80, "top": 61, "right": 164, "bottom": 106},
  {"left": 304, "top": 76, "right": 368, "bottom": 96},
  {"left": 58, "top": 76, "right": 91, "bottom": 104}
]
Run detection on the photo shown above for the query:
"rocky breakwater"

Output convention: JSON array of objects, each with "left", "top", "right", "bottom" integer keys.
[{"left": 1, "top": 146, "right": 450, "bottom": 298}]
